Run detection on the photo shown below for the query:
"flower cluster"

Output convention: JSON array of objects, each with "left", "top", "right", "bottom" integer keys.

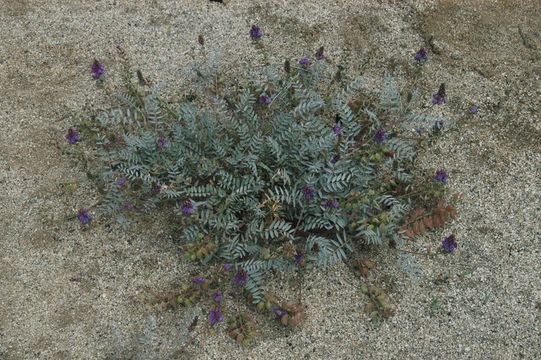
[
  {"left": 332, "top": 122, "right": 342, "bottom": 136},
  {"left": 298, "top": 57, "right": 310, "bottom": 66},
  {"left": 374, "top": 129, "right": 387, "bottom": 144},
  {"left": 414, "top": 48, "right": 427, "bottom": 62},
  {"left": 192, "top": 276, "right": 206, "bottom": 284},
  {"left": 91, "top": 59, "right": 105, "bottom": 80},
  {"left": 156, "top": 137, "right": 169, "bottom": 150},
  {"left": 432, "top": 83, "right": 446, "bottom": 105},
  {"left": 302, "top": 185, "right": 316, "bottom": 202},
  {"left": 209, "top": 307, "right": 224, "bottom": 326},
  {"left": 181, "top": 199, "right": 196, "bottom": 216},
  {"left": 77, "top": 209, "right": 92, "bottom": 225},
  {"left": 442, "top": 234, "right": 458, "bottom": 253},
  {"left": 258, "top": 95, "right": 271, "bottom": 106},
  {"left": 65, "top": 128, "right": 80, "bottom": 145},
  {"left": 209, "top": 289, "right": 224, "bottom": 326},
  {"left": 249, "top": 25, "right": 263, "bottom": 40},
  {"left": 223, "top": 263, "right": 233, "bottom": 272},
  {"left": 324, "top": 199, "right": 340, "bottom": 210},
  {"left": 116, "top": 177, "right": 127, "bottom": 187},
  {"left": 434, "top": 169, "right": 449, "bottom": 184},
  {"left": 233, "top": 269, "right": 248, "bottom": 286}
]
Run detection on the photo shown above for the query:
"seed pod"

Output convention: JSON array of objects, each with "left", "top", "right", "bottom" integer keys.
[{"left": 284, "top": 59, "right": 291, "bottom": 73}]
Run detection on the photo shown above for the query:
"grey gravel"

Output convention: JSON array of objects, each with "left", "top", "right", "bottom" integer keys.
[{"left": 0, "top": 1, "right": 540, "bottom": 359}]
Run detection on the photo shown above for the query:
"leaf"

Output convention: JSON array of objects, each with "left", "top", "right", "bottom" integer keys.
[{"left": 423, "top": 216, "right": 433, "bottom": 229}]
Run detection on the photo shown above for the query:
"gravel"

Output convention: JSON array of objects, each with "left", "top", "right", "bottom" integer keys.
[{"left": 0, "top": 1, "right": 539, "bottom": 359}]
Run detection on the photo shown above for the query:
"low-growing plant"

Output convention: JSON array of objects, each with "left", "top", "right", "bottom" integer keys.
[{"left": 68, "top": 35, "right": 457, "bottom": 333}]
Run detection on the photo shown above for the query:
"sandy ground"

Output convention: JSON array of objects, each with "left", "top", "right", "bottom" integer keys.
[{"left": 0, "top": 0, "right": 540, "bottom": 359}]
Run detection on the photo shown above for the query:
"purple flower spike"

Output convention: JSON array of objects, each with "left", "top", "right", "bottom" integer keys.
[
  {"left": 315, "top": 46, "right": 325, "bottom": 61},
  {"left": 332, "top": 123, "right": 342, "bottom": 136},
  {"left": 233, "top": 269, "right": 248, "bottom": 286},
  {"left": 272, "top": 306, "right": 288, "bottom": 318},
  {"left": 432, "top": 83, "right": 446, "bottom": 105},
  {"left": 77, "top": 209, "right": 92, "bottom": 225},
  {"left": 374, "top": 129, "right": 387, "bottom": 144},
  {"left": 250, "top": 25, "right": 263, "bottom": 40},
  {"left": 330, "top": 154, "right": 340, "bottom": 164},
  {"left": 152, "top": 183, "right": 162, "bottom": 194},
  {"left": 122, "top": 202, "right": 134, "bottom": 211},
  {"left": 157, "top": 137, "right": 169, "bottom": 150},
  {"left": 192, "top": 276, "right": 206, "bottom": 284},
  {"left": 324, "top": 199, "right": 340, "bottom": 210},
  {"left": 223, "top": 263, "right": 233, "bottom": 272},
  {"left": 469, "top": 105, "right": 478, "bottom": 114},
  {"left": 442, "top": 234, "right": 457, "bottom": 253},
  {"left": 181, "top": 199, "right": 196, "bottom": 216},
  {"left": 65, "top": 128, "right": 80, "bottom": 145},
  {"left": 302, "top": 185, "right": 316, "bottom": 202},
  {"left": 298, "top": 57, "right": 311, "bottom": 66},
  {"left": 414, "top": 48, "right": 427, "bottom": 62},
  {"left": 434, "top": 169, "right": 449, "bottom": 184},
  {"left": 116, "top": 177, "right": 127, "bottom": 187},
  {"left": 213, "top": 290, "right": 222, "bottom": 303},
  {"left": 258, "top": 95, "right": 272, "bottom": 106},
  {"left": 209, "top": 307, "right": 224, "bottom": 326},
  {"left": 294, "top": 251, "right": 304, "bottom": 266},
  {"left": 91, "top": 59, "right": 105, "bottom": 80}
]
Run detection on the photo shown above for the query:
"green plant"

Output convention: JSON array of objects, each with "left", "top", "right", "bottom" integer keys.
[{"left": 70, "top": 41, "right": 456, "bottom": 328}]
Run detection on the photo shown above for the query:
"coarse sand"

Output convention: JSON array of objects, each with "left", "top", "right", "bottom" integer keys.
[{"left": 0, "top": 1, "right": 539, "bottom": 359}]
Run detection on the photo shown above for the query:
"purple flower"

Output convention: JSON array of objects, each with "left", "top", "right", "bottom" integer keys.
[
  {"left": 469, "top": 105, "right": 478, "bottom": 114},
  {"left": 442, "top": 234, "right": 457, "bottom": 253},
  {"left": 122, "top": 202, "right": 134, "bottom": 211},
  {"left": 302, "top": 185, "right": 316, "bottom": 202},
  {"left": 249, "top": 25, "right": 263, "bottom": 40},
  {"left": 77, "top": 209, "right": 92, "bottom": 225},
  {"left": 324, "top": 199, "right": 340, "bottom": 210},
  {"left": 414, "top": 48, "right": 427, "bottom": 62},
  {"left": 294, "top": 251, "right": 304, "bottom": 266},
  {"left": 223, "top": 263, "right": 233, "bottom": 272},
  {"left": 181, "top": 199, "right": 196, "bottom": 216},
  {"left": 332, "top": 123, "right": 342, "bottom": 136},
  {"left": 272, "top": 306, "right": 288, "bottom": 318},
  {"left": 315, "top": 46, "right": 325, "bottom": 61},
  {"left": 298, "top": 57, "right": 311, "bottom": 66},
  {"left": 192, "top": 276, "right": 206, "bottom": 284},
  {"left": 258, "top": 95, "right": 272, "bottom": 106},
  {"left": 330, "top": 154, "right": 340, "bottom": 164},
  {"left": 116, "top": 177, "right": 127, "bottom": 187},
  {"left": 213, "top": 290, "right": 222, "bottom": 303},
  {"left": 157, "top": 137, "right": 169, "bottom": 150},
  {"left": 434, "top": 169, "right": 449, "bottom": 184},
  {"left": 209, "top": 307, "right": 224, "bottom": 326},
  {"left": 432, "top": 83, "right": 446, "bottom": 105},
  {"left": 91, "top": 59, "right": 105, "bottom": 80},
  {"left": 374, "top": 129, "right": 387, "bottom": 144},
  {"left": 233, "top": 269, "right": 248, "bottom": 286},
  {"left": 152, "top": 183, "right": 162, "bottom": 194},
  {"left": 65, "top": 128, "right": 80, "bottom": 145}
]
